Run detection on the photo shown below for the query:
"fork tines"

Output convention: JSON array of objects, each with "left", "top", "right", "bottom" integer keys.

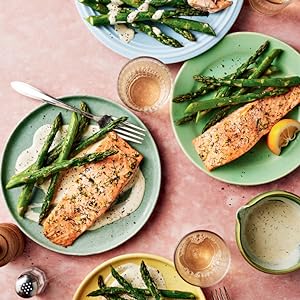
[
  {"left": 111, "top": 116, "right": 145, "bottom": 144},
  {"left": 211, "top": 287, "right": 231, "bottom": 300}
]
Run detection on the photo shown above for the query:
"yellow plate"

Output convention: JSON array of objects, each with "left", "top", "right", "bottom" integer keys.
[{"left": 73, "top": 253, "right": 206, "bottom": 300}]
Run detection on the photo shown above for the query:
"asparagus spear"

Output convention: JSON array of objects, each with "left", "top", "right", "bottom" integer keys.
[
  {"left": 6, "top": 150, "right": 117, "bottom": 189},
  {"left": 17, "top": 114, "right": 62, "bottom": 217},
  {"left": 97, "top": 275, "right": 125, "bottom": 300},
  {"left": 175, "top": 113, "right": 196, "bottom": 125},
  {"left": 132, "top": 0, "right": 197, "bottom": 42},
  {"left": 256, "top": 64, "right": 280, "bottom": 76},
  {"left": 39, "top": 112, "right": 79, "bottom": 223},
  {"left": 236, "top": 48, "right": 283, "bottom": 96},
  {"left": 185, "top": 88, "right": 289, "bottom": 113},
  {"left": 120, "top": 0, "right": 200, "bottom": 10},
  {"left": 161, "top": 17, "right": 215, "bottom": 35},
  {"left": 192, "top": 65, "right": 280, "bottom": 83},
  {"left": 88, "top": 0, "right": 189, "bottom": 8},
  {"left": 120, "top": 0, "right": 206, "bottom": 13},
  {"left": 19, "top": 101, "right": 91, "bottom": 176},
  {"left": 194, "top": 75, "right": 300, "bottom": 88},
  {"left": 168, "top": 25, "right": 196, "bottom": 41},
  {"left": 87, "top": 8, "right": 211, "bottom": 25},
  {"left": 214, "top": 49, "right": 282, "bottom": 99},
  {"left": 173, "top": 64, "right": 279, "bottom": 103},
  {"left": 86, "top": 11, "right": 215, "bottom": 35},
  {"left": 173, "top": 84, "right": 216, "bottom": 103},
  {"left": 79, "top": 0, "right": 109, "bottom": 13},
  {"left": 140, "top": 261, "right": 162, "bottom": 300},
  {"left": 81, "top": 0, "right": 198, "bottom": 42},
  {"left": 72, "top": 116, "right": 127, "bottom": 155},
  {"left": 214, "top": 40, "right": 270, "bottom": 98},
  {"left": 175, "top": 42, "right": 269, "bottom": 124},
  {"left": 111, "top": 266, "right": 146, "bottom": 300},
  {"left": 98, "top": 275, "right": 105, "bottom": 288},
  {"left": 201, "top": 48, "right": 283, "bottom": 132},
  {"left": 147, "top": 0, "right": 188, "bottom": 7},
  {"left": 15, "top": 116, "right": 127, "bottom": 179},
  {"left": 87, "top": 286, "right": 196, "bottom": 299},
  {"left": 132, "top": 23, "right": 183, "bottom": 47},
  {"left": 46, "top": 102, "right": 91, "bottom": 165}
]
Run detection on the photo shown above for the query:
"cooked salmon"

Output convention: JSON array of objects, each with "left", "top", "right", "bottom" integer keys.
[
  {"left": 43, "top": 132, "right": 143, "bottom": 247},
  {"left": 193, "top": 86, "right": 300, "bottom": 171},
  {"left": 187, "top": 0, "right": 232, "bottom": 13}
]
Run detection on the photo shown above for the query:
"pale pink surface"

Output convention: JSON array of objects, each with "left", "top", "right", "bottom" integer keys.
[{"left": 0, "top": 1, "right": 300, "bottom": 299}]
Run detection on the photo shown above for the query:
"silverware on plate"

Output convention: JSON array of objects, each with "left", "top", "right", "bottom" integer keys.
[
  {"left": 10, "top": 81, "right": 145, "bottom": 144},
  {"left": 211, "top": 287, "right": 231, "bottom": 300}
]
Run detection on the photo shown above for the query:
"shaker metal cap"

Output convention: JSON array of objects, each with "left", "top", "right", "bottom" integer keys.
[
  {"left": 16, "top": 273, "right": 38, "bottom": 298},
  {"left": 15, "top": 267, "right": 47, "bottom": 298}
]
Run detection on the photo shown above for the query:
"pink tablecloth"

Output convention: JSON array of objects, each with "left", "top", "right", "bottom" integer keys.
[{"left": 0, "top": 1, "right": 299, "bottom": 299}]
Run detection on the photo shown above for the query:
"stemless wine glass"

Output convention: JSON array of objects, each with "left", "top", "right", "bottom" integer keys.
[
  {"left": 249, "top": 0, "right": 293, "bottom": 15},
  {"left": 174, "top": 230, "right": 231, "bottom": 288},
  {"left": 117, "top": 57, "right": 172, "bottom": 113}
]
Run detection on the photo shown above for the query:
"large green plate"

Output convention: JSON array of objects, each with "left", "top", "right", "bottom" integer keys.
[
  {"left": 171, "top": 32, "right": 300, "bottom": 185},
  {"left": 1, "top": 96, "right": 161, "bottom": 255}
]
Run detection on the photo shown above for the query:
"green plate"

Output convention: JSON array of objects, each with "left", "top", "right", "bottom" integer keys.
[
  {"left": 171, "top": 32, "right": 300, "bottom": 186},
  {"left": 1, "top": 96, "right": 161, "bottom": 255}
]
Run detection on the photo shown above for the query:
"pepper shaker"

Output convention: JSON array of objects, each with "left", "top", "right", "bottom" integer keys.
[{"left": 16, "top": 267, "right": 47, "bottom": 298}]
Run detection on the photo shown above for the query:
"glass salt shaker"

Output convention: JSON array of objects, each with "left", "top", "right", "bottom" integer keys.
[{"left": 15, "top": 267, "right": 47, "bottom": 298}]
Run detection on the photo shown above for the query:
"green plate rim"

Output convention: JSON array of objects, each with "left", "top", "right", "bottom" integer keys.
[
  {"left": 170, "top": 31, "right": 300, "bottom": 186},
  {"left": 1, "top": 95, "right": 161, "bottom": 255}
]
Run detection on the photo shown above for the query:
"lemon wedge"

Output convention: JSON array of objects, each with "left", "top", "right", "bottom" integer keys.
[{"left": 267, "top": 119, "right": 300, "bottom": 155}]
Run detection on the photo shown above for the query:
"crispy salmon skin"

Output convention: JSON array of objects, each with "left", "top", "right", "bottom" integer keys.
[
  {"left": 43, "top": 132, "right": 143, "bottom": 247},
  {"left": 193, "top": 86, "right": 300, "bottom": 171}
]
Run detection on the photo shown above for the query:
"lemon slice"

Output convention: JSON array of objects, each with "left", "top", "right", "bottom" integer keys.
[{"left": 267, "top": 119, "right": 300, "bottom": 155}]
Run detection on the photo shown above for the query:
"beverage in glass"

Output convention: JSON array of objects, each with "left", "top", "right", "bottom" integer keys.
[
  {"left": 117, "top": 57, "right": 172, "bottom": 113},
  {"left": 174, "top": 230, "right": 231, "bottom": 288}
]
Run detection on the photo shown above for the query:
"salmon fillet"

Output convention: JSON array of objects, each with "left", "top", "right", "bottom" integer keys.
[
  {"left": 43, "top": 132, "right": 143, "bottom": 247},
  {"left": 193, "top": 86, "right": 300, "bottom": 171}
]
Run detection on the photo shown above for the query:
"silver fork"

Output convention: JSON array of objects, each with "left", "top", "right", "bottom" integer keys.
[
  {"left": 10, "top": 81, "right": 145, "bottom": 144},
  {"left": 211, "top": 287, "right": 231, "bottom": 300}
]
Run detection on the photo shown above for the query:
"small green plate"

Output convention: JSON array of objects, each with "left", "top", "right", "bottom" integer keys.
[
  {"left": 1, "top": 96, "right": 161, "bottom": 255},
  {"left": 171, "top": 32, "right": 300, "bottom": 186}
]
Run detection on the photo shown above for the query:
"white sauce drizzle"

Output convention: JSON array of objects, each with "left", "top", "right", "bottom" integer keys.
[
  {"left": 107, "top": 0, "right": 123, "bottom": 25},
  {"left": 137, "top": 0, "right": 151, "bottom": 12},
  {"left": 127, "top": 10, "right": 140, "bottom": 23},
  {"left": 151, "top": 9, "right": 164, "bottom": 20},
  {"left": 127, "top": 0, "right": 152, "bottom": 23},
  {"left": 152, "top": 26, "right": 161, "bottom": 36},
  {"left": 115, "top": 24, "right": 135, "bottom": 43},
  {"left": 15, "top": 124, "right": 145, "bottom": 230},
  {"left": 24, "top": 203, "right": 42, "bottom": 223},
  {"left": 108, "top": 6, "right": 120, "bottom": 25}
]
